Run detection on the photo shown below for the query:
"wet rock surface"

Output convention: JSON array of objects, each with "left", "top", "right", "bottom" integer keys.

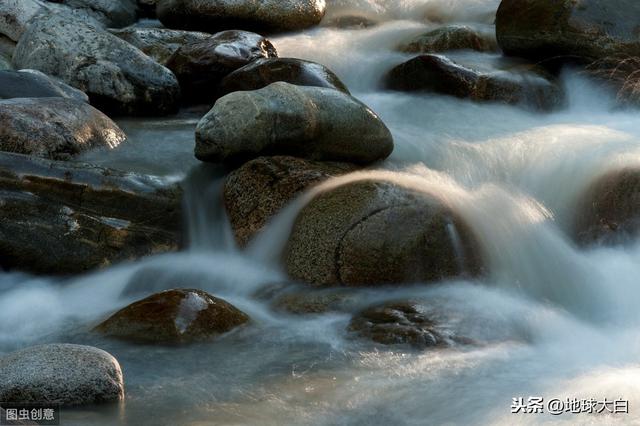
[
  {"left": 496, "top": 0, "right": 640, "bottom": 64},
  {"left": 95, "top": 289, "right": 249, "bottom": 344},
  {"left": 573, "top": 168, "right": 640, "bottom": 245},
  {"left": 219, "top": 57, "right": 350, "bottom": 98},
  {"left": 0, "top": 344, "right": 124, "bottom": 406},
  {"left": 0, "top": 152, "right": 183, "bottom": 275},
  {"left": 348, "top": 301, "right": 450, "bottom": 349},
  {"left": 110, "top": 27, "right": 211, "bottom": 66},
  {"left": 196, "top": 82, "right": 394, "bottom": 165},
  {"left": 0, "top": 97, "right": 124, "bottom": 160},
  {"left": 0, "top": 69, "right": 88, "bottom": 101},
  {"left": 157, "top": 0, "right": 326, "bottom": 33},
  {"left": 285, "top": 178, "right": 483, "bottom": 287},
  {"left": 166, "top": 30, "right": 277, "bottom": 103},
  {"left": 13, "top": 13, "right": 180, "bottom": 116},
  {"left": 224, "top": 156, "right": 358, "bottom": 247},
  {"left": 398, "top": 25, "right": 497, "bottom": 54},
  {"left": 385, "top": 53, "right": 564, "bottom": 110}
]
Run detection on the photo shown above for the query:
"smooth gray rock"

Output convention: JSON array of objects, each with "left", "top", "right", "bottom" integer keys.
[
  {"left": 0, "top": 35, "right": 16, "bottom": 58},
  {"left": 13, "top": 13, "right": 180, "bottom": 115},
  {"left": 53, "top": 0, "right": 138, "bottom": 28},
  {"left": 110, "top": 27, "right": 211, "bottom": 66},
  {"left": 0, "top": 55, "right": 10, "bottom": 70},
  {"left": 0, "top": 152, "right": 183, "bottom": 275},
  {"left": 219, "top": 57, "right": 350, "bottom": 98},
  {"left": 165, "top": 29, "right": 278, "bottom": 103},
  {"left": 157, "top": 0, "right": 326, "bottom": 33},
  {"left": 285, "top": 177, "right": 483, "bottom": 286},
  {"left": 195, "top": 82, "right": 394, "bottom": 165},
  {"left": 0, "top": 69, "right": 88, "bottom": 101},
  {"left": 0, "top": 97, "right": 125, "bottom": 160},
  {"left": 0, "top": 344, "right": 124, "bottom": 406},
  {"left": 0, "top": 0, "right": 45, "bottom": 41}
]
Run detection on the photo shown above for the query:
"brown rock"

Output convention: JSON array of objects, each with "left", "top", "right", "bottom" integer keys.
[
  {"left": 399, "top": 25, "right": 497, "bottom": 54},
  {"left": 95, "top": 289, "right": 249, "bottom": 344}
]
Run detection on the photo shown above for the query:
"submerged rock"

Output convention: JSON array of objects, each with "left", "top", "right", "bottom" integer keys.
[
  {"left": 13, "top": 13, "right": 180, "bottom": 116},
  {"left": 0, "top": 97, "right": 124, "bottom": 160},
  {"left": 0, "top": 69, "right": 88, "bottom": 101},
  {"left": 322, "top": 15, "right": 379, "bottom": 29},
  {"left": 272, "top": 287, "right": 358, "bottom": 315},
  {"left": 496, "top": 0, "right": 640, "bottom": 64},
  {"left": 219, "top": 58, "right": 350, "bottom": 98},
  {"left": 385, "top": 54, "right": 563, "bottom": 110},
  {"left": 110, "top": 27, "right": 211, "bottom": 66},
  {"left": 196, "top": 82, "right": 394, "bottom": 165},
  {"left": 0, "top": 344, "right": 124, "bottom": 406},
  {"left": 398, "top": 25, "right": 498, "bottom": 53},
  {"left": 224, "top": 156, "right": 357, "bottom": 247},
  {"left": 573, "top": 168, "right": 640, "bottom": 245},
  {"left": 166, "top": 30, "right": 277, "bottom": 103},
  {"left": 285, "top": 178, "right": 483, "bottom": 287},
  {"left": 95, "top": 289, "right": 249, "bottom": 344},
  {"left": 157, "top": 0, "right": 326, "bottom": 33},
  {"left": 0, "top": 152, "right": 182, "bottom": 274},
  {"left": 348, "top": 301, "right": 449, "bottom": 348}
]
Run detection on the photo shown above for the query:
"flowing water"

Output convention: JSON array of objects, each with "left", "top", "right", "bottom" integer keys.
[{"left": 3, "top": 0, "right": 640, "bottom": 424}]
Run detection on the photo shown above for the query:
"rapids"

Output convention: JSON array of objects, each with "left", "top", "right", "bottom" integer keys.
[{"left": 2, "top": 0, "right": 640, "bottom": 424}]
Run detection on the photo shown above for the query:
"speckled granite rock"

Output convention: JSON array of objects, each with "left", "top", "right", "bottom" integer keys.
[{"left": 0, "top": 344, "right": 124, "bottom": 406}]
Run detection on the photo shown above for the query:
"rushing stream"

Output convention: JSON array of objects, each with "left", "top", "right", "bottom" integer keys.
[{"left": 2, "top": 0, "right": 640, "bottom": 425}]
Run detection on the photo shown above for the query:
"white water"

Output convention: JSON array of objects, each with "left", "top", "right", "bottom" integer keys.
[{"left": 2, "top": 1, "right": 640, "bottom": 425}]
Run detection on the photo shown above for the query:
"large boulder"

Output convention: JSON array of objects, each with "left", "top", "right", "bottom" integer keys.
[
  {"left": 196, "top": 82, "right": 394, "bottom": 165},
  {"left": 0, "top": 69, "right": 88, "bottom": 101},
  {"left": 224, "top": 156, "right": 357, "bottom": 247},
  {"left": 385, "top": 54, "right": 563, "bottom": 111},
  {"left": 0, "top": 344, "right": 124, "bottom": 406},
  {"left": 219, "top": 57, "right": 350, "bottom": 98},
  {"left": 495, "top": 0, "right": 640, "bottom": 63},
  {"left": 157, "top": 0, "right": 326, "bottom": 33},
  {"left": 0, "top": 0, "right": 44, "bottom": 42},
  {"left": 573, "top": 168, "right": 640, "bottom": 245},
  {"left": 0, "top": 97, "right": 124, "bottom": 160},
  {"left": 398, "top": 25, "right": 498, "bottom": 54},
  {"left": 95, "top": 289, "right": 249, "bottom": 344},
  {"left": 0, "top": 152, "right": 182, "bottom": 275},
  {"left": 348, "top": 301, "right": 449, "bottom": 349},
  {"left": 50, "top": 0, "right": 138, "bottom": 28},
  {"left": 285, "top": 177, "right": 483, "bottom": 286},
  {"left": 165, "top": 30, "right": 277, "bottom": 103},
  {"left": 110, "top": 27, "right": 211, "bottom": 66},
  {"left": 13, "top": 13, "right": 180, "bottom": 116}
]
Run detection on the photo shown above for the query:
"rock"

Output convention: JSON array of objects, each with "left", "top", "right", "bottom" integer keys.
[
  {"left": 385, "top": 54, "right": 563, "bottom": 111},
  {"left": 573, "top": 168, "right": 640, "bottom": 245},
  {"left": 224, "top": 156, "right": 357, "bottom": 247},
  {"left": 0, "top": 35, "right": 16, "bottom": 58},
  {"left": 165, "top": 30, "right": 277, "bottom": 103},
  {"left": 0, "top": 0, "right": 46, "bottom": 42},
  {"left": 0, "top": 152, "right": 182, "bottom": 275},
  {"left": 95, "top": 289, "right": 249, "bottom": 344},
  {"left": 322, "top": 15, "right": 378, "bottom": 29},
  {"left": 13, "top": 13, "right": 180, "bottom": 116},
  {"left": 0, "top": 55, "right": 10, "bottom": 70},
  {"left": 0, "top": 98, "right": 123, "bottom": 160},
  {"left": 157, "top": 0, "right": 326, "bottom": 33},
  {"left": 273, "top": 288, "right": 357, "bottom": 315},
  {"left": 219, "top": 58, "right": 350, "bottom": 99},
  {"left": 398, "top": 25, "right": 497, "bottom": 53},
  {"left": 0, "top": 69, "right": 88, "bottom": 101},
  {"left": 0, "top": 344, "right": 124, "bottom": 406},
  {"left": 348, "top": 301, "right": 448, "bottom": 348},
  {"left": 285, "top": 177, "right": 483, "bottom": 286},
  {"left": 110, "top": 27, "right": 210, "bottom": 66},
  {"left": 196, "top": 82, "right": 394, "bottom": 165},
  {"left": 496, "top": 0, "right": 640, "bottom": 64},
  {"left": 51, "top": 0, "right": 138, "bottom": 28}
]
